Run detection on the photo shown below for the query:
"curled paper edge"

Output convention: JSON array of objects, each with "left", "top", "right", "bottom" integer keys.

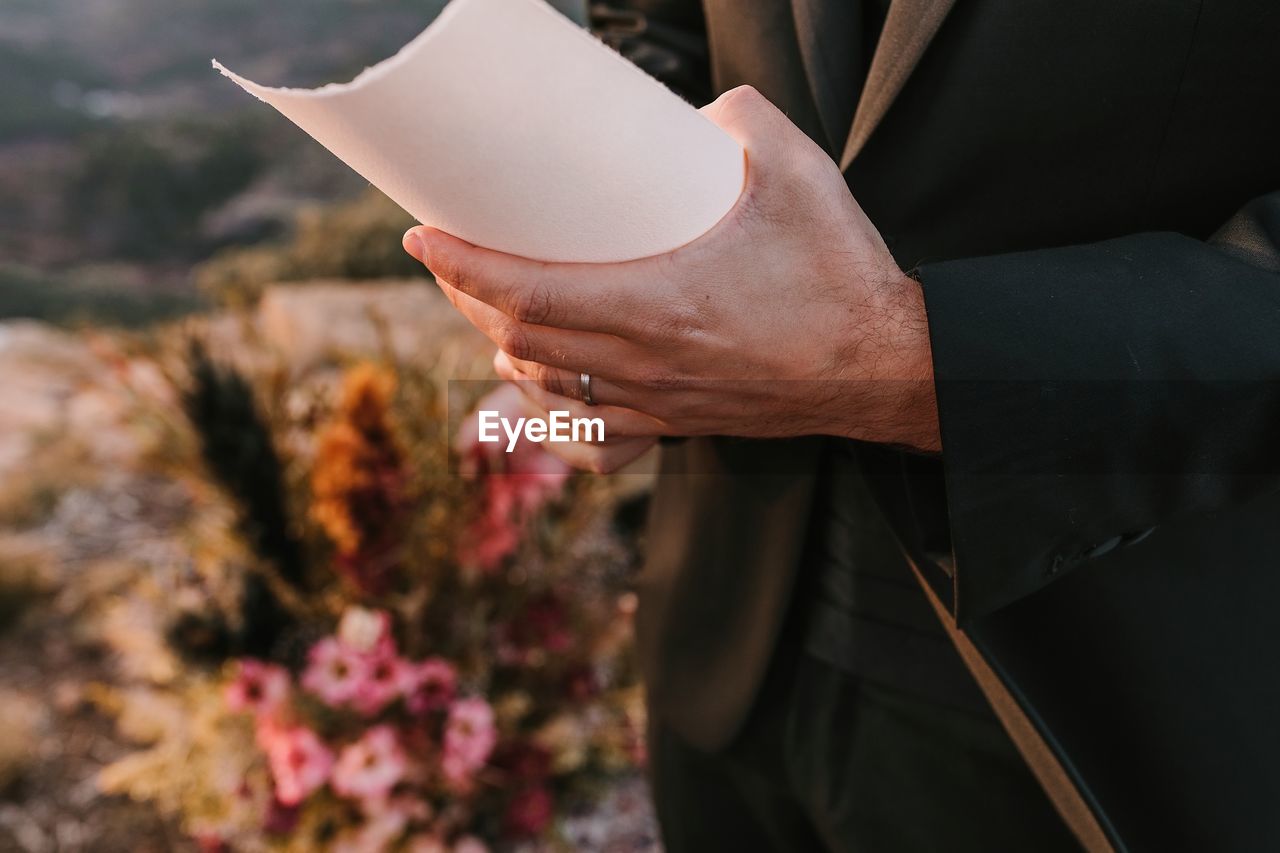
[
  {"left": 211, "top": 0, "right": 746, "bottom": 263},
  {"left": 211, "top": 0, "right": 475, "bottom": 100}
]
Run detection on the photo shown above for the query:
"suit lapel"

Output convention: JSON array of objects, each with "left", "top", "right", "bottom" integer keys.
[
  {"left": 839, "top": 0, "right": 958, "bottom": 170},
  {"left": 791, "top": 0, "right": 864, "bottom": 156}
]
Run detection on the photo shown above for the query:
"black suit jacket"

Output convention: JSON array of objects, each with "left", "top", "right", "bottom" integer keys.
[{"left": 625, "top": 0, "right": 1280, "bottom": 848}]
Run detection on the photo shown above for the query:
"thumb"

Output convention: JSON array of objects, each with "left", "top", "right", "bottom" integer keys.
[{"left": 699, "top": 85, "right": 824, "bottom": 184}]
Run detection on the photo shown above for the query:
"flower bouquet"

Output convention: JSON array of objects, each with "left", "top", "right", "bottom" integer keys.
[{"left": 96, "top": 349, "right": 650, "bottom": 852}]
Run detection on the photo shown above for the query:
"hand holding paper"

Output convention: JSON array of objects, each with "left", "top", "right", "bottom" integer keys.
[
  {"left": 405, "top": 86, "right": 940, "bottom": 466},
  {"left": 217, "top": 0, "right": 935, "bottom": 466}
]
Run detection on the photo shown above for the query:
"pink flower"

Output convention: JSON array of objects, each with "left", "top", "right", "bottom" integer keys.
[
  {"left": 498, "top": 463, "right": 571, "bottom": 515},
  {"left": 302, "top": 637, "right": 370, "bottom": 707},
  {"left": 337, "top": 607, "right": 394, "bottom": 655},
  {"left": 260, "top": 724, "right": 334, "bottom": 806},
  {"left": 404, "top": 836, "right": 449, "bottom": 853},
  {"left": 442, "top": 698, "right": 497, "bottom": 786},
  {"left": 457, "top": 506, "right": 522, "bottom": 572},
  {"left": 195, "top": 833, "right": 226, "bottom": 853},
  {"left": 224, "top": 659, "right": 290, "bottom": 716},
  {"left": 453, "top": 836, "right": 490, "bottom": 853},
  {"left": 302, "top": 611, "right": 411, "bottom": 715},
  {"left": 366, "top": 792, "right": 432, "bottom": 823},
  {"left": 480, "top": 428, "right": 571, "bottom": 521},
  {"left": 457, "top": 384, "right": 570, "bottom": 483},
  {"left": 504, "top": 786, "right": 554, "bottom": 838},
  {"left": 404, "top": 658, "right": 458, "bottom": 714},
  {"left": 455, "top": 385, "right": 572, "bottom": 572},
  {"left": 492, "top": 742, "right": 551, "bottom": 782},
  {"left": 332, "top": 725, "right": 408, "bottom": 801},
  {"left": 351, "top": 648, "right": 411, "bottom": 717},
  {"left": 496, "top": 592, "right": 573, "bottom": 664},
  {"left": 331, "top": 792, "right": 432, "bottom": 852}
]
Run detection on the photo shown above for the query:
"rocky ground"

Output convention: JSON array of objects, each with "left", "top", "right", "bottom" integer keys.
[
  {"left": 0, "top": 283, "right": 659, "bottom": 852},
  {"left": 0, "top": 319, "right": 198, "bottom": 851}
]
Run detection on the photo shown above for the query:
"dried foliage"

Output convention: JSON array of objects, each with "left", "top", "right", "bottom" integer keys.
[
  {"left": 101, "top": 352, "right": 648, "bottom": 851},
  {"left": 196, "top": 191, "right": 428, "bottom": 308}
]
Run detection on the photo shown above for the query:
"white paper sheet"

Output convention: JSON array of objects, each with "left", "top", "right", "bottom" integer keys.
[{"left": 214, "top": 0, "right": 744, "bottom": 263}]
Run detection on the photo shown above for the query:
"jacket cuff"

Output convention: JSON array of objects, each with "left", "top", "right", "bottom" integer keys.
[{"left": 915, "top": 239, "right": 1171, "bottom": 623}]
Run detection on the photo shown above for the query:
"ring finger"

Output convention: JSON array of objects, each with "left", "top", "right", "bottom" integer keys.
[
  {"left": 495, "top": 350, "right": 637, "bottom": 410},
  {"left": 494, "top": 353, "right": 668, "bottom": 438}
]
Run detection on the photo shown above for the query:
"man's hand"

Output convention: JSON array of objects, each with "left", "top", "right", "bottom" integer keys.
[{"left": 405, "top": 85, "right": 940, "bottom": 472}]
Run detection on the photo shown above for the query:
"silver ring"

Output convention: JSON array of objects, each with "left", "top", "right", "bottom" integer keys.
[{"left": 579, "top": 372, "right": 595, "bottom": 406}]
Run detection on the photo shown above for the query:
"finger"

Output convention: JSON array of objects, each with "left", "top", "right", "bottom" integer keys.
[
  {"left": 404, "top": 227, "right": 666, "bottom": 337},
  {"left": 494, "top": 353, "right": 668, "bottom": 439},
  {"left": 437, "top": 278, "right": 631, "bottom": 372},
  {"left": 539, "top": 435, "right": 658, "bottom": 475},
  {"left": 494, "top": 350, "right": 632, "bottom": 410},
  {"left": 499, "top": 350, "right": 700, "bottom": 426}
]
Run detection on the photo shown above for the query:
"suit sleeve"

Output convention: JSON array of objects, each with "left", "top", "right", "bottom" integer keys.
[{"left": 916, "top": 191, "right": 1280, "bottom": 624}]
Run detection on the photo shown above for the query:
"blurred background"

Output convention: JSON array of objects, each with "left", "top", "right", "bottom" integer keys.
[
  {"left": 0, "top": 1, "right": 656, "bottom": 850},
  {"left": 2, "top": 0, "right": 450, "bottom": 317}
]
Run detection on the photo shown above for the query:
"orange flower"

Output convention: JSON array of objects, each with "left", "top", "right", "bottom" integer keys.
[{"left": 310, "top": 364, "right": 408, "bottom": 594}]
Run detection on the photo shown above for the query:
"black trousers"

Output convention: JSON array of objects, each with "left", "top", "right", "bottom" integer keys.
[{"left": 649, "top": 648, "right": 1081, "bottom": 853}]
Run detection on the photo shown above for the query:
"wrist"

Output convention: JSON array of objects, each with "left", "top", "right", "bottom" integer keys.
[{"left": 831, "top": 269, "right": 941, "bottom": 451}]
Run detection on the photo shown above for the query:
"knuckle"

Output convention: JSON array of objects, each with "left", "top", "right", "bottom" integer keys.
[
  {"left": 794, "top": 146, "right": 838, "bottom": 186},
  {"left": 667, "top": 296, "right": 710, "bottom": 338},
  {"left": 511, "top": 275, "right": 554, "bottom": 325},
  {"left": 536, "top": 366, "right": 569, "bottom": 398},
  {"left": 432, "top": 253, "right": 467, "bottom": 291},
  {"left": 497, "top": 323, "right": 534, "bottom": 362},
  {"left": 598, "top": 416, "right": 625, "bottom": 439},
  {"left": 628, "top": 295, "right": 702, "bottom": 345},
  {"left": 637, "top": 367, "right": 686, "bottom": 393}
]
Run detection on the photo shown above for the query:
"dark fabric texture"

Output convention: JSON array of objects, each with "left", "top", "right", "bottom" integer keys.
[
  {"left": 787, "top": 0, "right": 987, "bottom": 716},
  {"left": 639, "top": 0, "right": 1280, "bottom": 748},
  {"left": 636, "top": 434, "right": 822, "bottom": 750},
  {"left": 918, "top": 203, "right": 1280, "bottom": 622},
  {"left": 957, "top": 489, "right": 1280, "bottom": 850},
  {"left": 649, "top": 647, "right": 1079, "bottom": 853},
  {"left": 627, "top": 0, "right": 1280, "bottom": 845},
  {"left": 803, "top": 440, "right": 990, "bottom": 716}
]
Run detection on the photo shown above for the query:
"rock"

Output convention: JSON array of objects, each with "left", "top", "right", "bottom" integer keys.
[
  {"left": 0, "top": 320, "right": 150, "bottom": 479},
  {"left": 0, "top": 323, "right": 104, "bottom": 476},
  {"left": 255, "top": 280, "right": 491, "bottom": 375},
  {"left": 0, "top": 534, "right": 59, "bottom": 591},
  {"left": 0, "top": 688, "right": 46, "bottom": 791}
]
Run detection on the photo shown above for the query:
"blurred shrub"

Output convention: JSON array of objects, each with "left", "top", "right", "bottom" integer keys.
[
  {"left": 179, "top": 341, "right": 302, "bottom": 660},
  {"left": 0, "top": 550, "right": 55, "bottom": 640},
  {"left": 0, "top": 42, "right": 97, "bottom": 143},
  {"left": 195, "top": 189, "right": 427, "bottom": 307},
  {"left": 183, "top": 340, "right": 306, "bottom": 587},
  {"left": 0, "top": 264, "right": 203, "bottom": 327},
  {"left": 72, "top": 118, "right": 265, "bottom": 261},
  {"left": 0, "top": 689, "right": 43, "bottom": 795}
]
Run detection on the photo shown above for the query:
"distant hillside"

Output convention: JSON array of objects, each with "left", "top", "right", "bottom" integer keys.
[
  {"left": 0, "top": 0, "right": 448, "bottom": 102},
  {"left": 0, "top": 0, "right": 448, "bottom": 285}
]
